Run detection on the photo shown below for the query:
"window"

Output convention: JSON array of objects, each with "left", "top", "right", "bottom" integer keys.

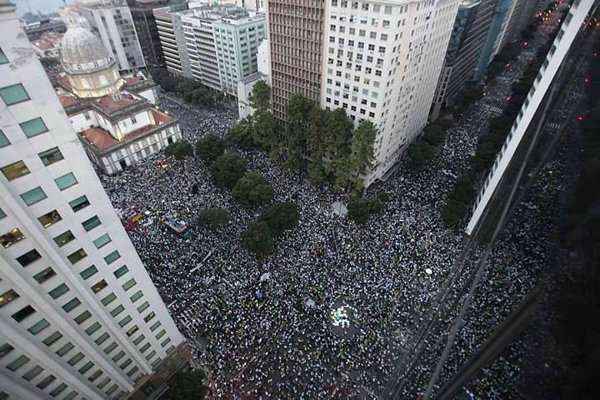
[
  {"left": 119, "top": 315, "right": 132, "bottom": 327},
  {"left": 85, "top": 322, "right": 101, "bottom": 336},
  {"left": 56, "top": 342, "right": 74, "bottom": 357},
  {"left": 43, "top": 331, "right": 63, "bottom": 346},
  {"left": 55, "top": 173, "right": 77, "bottom": 191},
  {"left": 36, "top": 374, "right": 56, "bottom": 389},
  {"left": 0, "top": 343, "right": 14, "bottom": 358},
  {"left": 79, "top": 361, "right": 93, "bottom": 374},
  {"left": 38, "top": 210, "right": 62, "bottom": 228},
  {"left": 95, "top": 332, "right": 109, "bottom": 345},
  {"left": 63, "top": 297, "right": 81, "bottom": 312},
  {"left": 1, "top": 160, "right": 30, "bottom": 181},
  {"left": 74, "top": 310, "right": 91, "bottom": 324},
  {"left": 122, "top": 278, "right": 136, "bottom": 291},
  {"left": 145, "top": 350, "right": 156, "bottom": 361},
  {"left": 0, "top": 83, "right": 30, "bottom": 106},
  {"left": 49, "top": 283, "right": 69, "bottom": 299},
  {"left": 67, "top": 248, "right": 87, "bottom": 265},
  {"left": 140, "top": 343, "right": 151, "bottom": 353},
  {"left": 64, "top": 391, "right": 78, "bottom": 400},
  {"left": 1, "top": 228, "right": 25, "bottom": 248},
  {"left": 7, "top": 355, "right": 30, "bottom": 371},
  {"left": 0, "top": 289, "right": 19, "bottom": 308},
  {"left": 93, "top": 234, "right": 111, "bottom": 249},
  {"left": 150, "top": 321, "right": 161, "bottom": 332},
  {"left": 114, "top": 265, "right": 129, "bottom": 279},
  {"left": 127, "top": 366, "right": 139, "bottom": 377},
  {"left": 68, "top": 352, "right": 84, "bottom": 366},
  {"left": 0, "top": 48, "right": 8, "bottom": 64},
  {"left": 88, "top": 369, "right": 102, "bottom": 382},
  {"left": 23, "top": 365, "right": 44, "bottom": 381},
  {"left": 112, "top": 351, "right": 125, "bottom": 362},
  {"left": 126, "top": 325, "right": 139, "bottom": 337},
  {"left": 38, "top": 147, "right": 64, "bottom": 166},
  {"left": 137, "top": 301, "right": 149, "bottom": 313},
  {"left": 49, "top": 383, "right": 67, "bottom": 397},
  {"left": 110, "top": 304, "right": 125, "bottom": 317},
  {"left": 155, "top": 329, "right": 166, "bottom": 340},
  {"left": 16, "top": 249, "right": 42, "bottom": 267},
  {"left": 69, "top": 195, "right": 90, "bottom": 212},
  {"left": 143, "top": 312, "right": 155, "bottom": 323},
  {"left": 120, "top": 358, "right": 132, "bottom": 370},
  {"left": 54, "top": 230, "right": 75, "bottom": 247},
  {"left": 133, "top": 334, "right": 145, "bottom": 345},
  {"left": 80, "top": 265, "right": 98, "bottom": 280},
  {"left": 20, "top": 117, "right": 48, "bottom": 138},
  {"left": 0, "top": 130, "right": 9, "bottom": 148},
  {"left": 20, "top": 187, "right": 47, "bottom": 206},
  {"left": 91, "top": 279, "right": 107, "bottom": 293},
  {"left": 104, "top": 342, "right": 117, "bottom": 354},
  {"left": 161, "top": 338, "right": 171, "bottom": 348},
  {"left": 28, "top": 318, "right": 50, "bottom": 335},
  {"left": 130, "top": 290, "right": 143, "bottom": 303},
  {"left": 33, "top": 267, "right": 56, "bottom": 284},
  {"left": 101, "top": 292, "right": 117, "bottom": 306},
  {"left": 82, "top": 216, "right": 101, "bottom": 231},
  {"left": 104, "top": 250, "right": 120, "bottom": 265}
]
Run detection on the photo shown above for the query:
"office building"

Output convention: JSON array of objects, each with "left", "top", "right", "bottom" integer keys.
[
  {"left": 0, "top": 1, "right": 187, "bottom": 399},
  {"left": 154, "top": 5, "right": 193, "bottom": 77},
  {"left": 126, "top": 0, "right": 188, "bottom": 68},
  {"left": 77, "top": 0, "right": 146, "bottom": 72},
  {"left": 431, "top": 0, "right": 497, "bottom": 118},
  {"left": 267, "top": 0, "right": 326, "bottom": 120},
  {"left": 237, "top": 38, "right": 271, "bottom": 119},
  {"left": 319, "top": 0, "right": 461, "bottom": 184},
  {"left": 180, "top": 5, "right": 266, "bottom": 94}
]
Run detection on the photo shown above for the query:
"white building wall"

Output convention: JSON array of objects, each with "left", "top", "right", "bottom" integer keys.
[
  {"left": 0, "top": 6, "right": 185, "bottom": 400},
  {"left": 320, "top": 0, "right": 460, "bottom": 184}
]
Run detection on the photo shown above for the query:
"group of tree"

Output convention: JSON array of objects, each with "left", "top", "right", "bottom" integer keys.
[
  {"left": 165, "top": 140, "right": 194, "bottom": 160},
  {"left": 198, "top": 207, "right": 231, "bottom": 231},
  {"left": 347, "top": 192, "right": 390, "bottom": 224},
  {"left": 169, "top": 368, "right": 208, "bottom": 400},
  {"left": 242, "top": 202, "right": 300, "bottom": 258},
  {"left": 227, "top": 81, "right": 377, "bottom": 193},
  {"left": 407, "top": 123, "right": 449, "bottom": 168},
  {"left": 150, "top": 67, "right": 226, "bottom": 108}
]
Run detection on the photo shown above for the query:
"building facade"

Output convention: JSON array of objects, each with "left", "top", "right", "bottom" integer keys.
[
  {"left": 320, "top": 0, "right": 461, "bottom": 184},
  {"left": 267, "top": 0, "right": 326, "bottom": 120},
  {"left": 78, "top": 0, "right": 146, "bottom": 72},
  {"left": 126, "top": 0, "right": 188, "bottom": 68},
  {"left": 0, "top": 2, "right": 186, "bottom": 400},
  {"left": 154, "top": 5, "right": 193, "bottom": 77}
]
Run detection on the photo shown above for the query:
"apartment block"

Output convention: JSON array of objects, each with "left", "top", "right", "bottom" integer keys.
[{"left": 0, "top": 3, "right": 187, "bottom": 400}]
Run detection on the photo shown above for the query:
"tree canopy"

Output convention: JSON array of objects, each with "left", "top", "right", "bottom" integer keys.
[
  {"left": 232, "top": 172, "right": 274, "bottom": 208},
  {"left": 211, "top": 152, "right": 247, "bottom": 189},
  {"left": 260, "top": 202, "right": 300, "bottom": 237},
  {"left": 165, "top": 140, "right": 194, "bottom": 160},
  {"left": 196, "top": 135, "right": 225, "bottom": 164},
  {"left": 242, "top": 221, "right": 275, "bottom": 258},
  {"left": 198, "top": 208, "right": 231, "bottom": 230},
  {"left": 169, "top": 369, "right": 208, "bottom": 400},
  {"left": 249, "top": 80, "right": 271, "bottom": 111}
]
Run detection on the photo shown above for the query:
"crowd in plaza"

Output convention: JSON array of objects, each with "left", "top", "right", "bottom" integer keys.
[{"left": 97, "top": 11, "right": 572, "bottom": 400}]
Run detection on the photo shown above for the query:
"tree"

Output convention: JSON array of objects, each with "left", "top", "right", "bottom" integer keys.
[
  {"left": 198, "top": 208, "right": 231, "bottom": 230},
  {"left": 260, "top": 202, "right": 300, "bottom": 237},
  {"left": 407, "top": 141, "right": 436, "bottom": 168},
  {"left": 287, "top": 94, "right": 316, "bottom": 171},
  {"left": 232, "top": 172, "right": 273, "bottom": 207},
  {"left": 252, "top": 110, "right": 277, "bottom": 150},
  {"left": 228, "top": 118, "right": 256, "bottom": 149},
  {"left": 350, "top": 120, "right": 377, "bottom": 176},
  {"left": 325, "top": 108, "right": 354, "bottom": 159},
  {"left": 249, "top": 80, "right": 271, "bottom": 111},
  {"left": 211, "top": 152, "right": 247, "bottom": 189},
  {"left": 196, "top": 135, "right": 225, "bottom": 164},
  {"left": 423, "top": 124, "right": 446, "bottom": 147},
  {"left": 242, "top": 221, "right": 275, "bottom": 258},
  {"left": 165, "top": 140, "right": 194, "bottom": 160},
  {"left": 170, "top": 369, "right": 208, "bottom": 400},
  {"left": 347, "top": 197, "right": 372, "bottom": 224},
  {"left": 442, "top": 175, "right": 475, "bottom": 230}
]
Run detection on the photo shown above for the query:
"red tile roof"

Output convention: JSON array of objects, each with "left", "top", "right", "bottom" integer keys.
[
  {"left": 80, "top": 127, "right": 118, "bottom": 152},
  {"left": 95, "top": 93, "right": 139, "bottom": 114}
]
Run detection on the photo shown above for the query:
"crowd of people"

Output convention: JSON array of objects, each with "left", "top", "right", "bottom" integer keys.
[{"left": 97, "top": 7, "right": 573, "bottom": 399}]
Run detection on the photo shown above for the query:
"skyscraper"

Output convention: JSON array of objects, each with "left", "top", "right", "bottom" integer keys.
[
  {"left": 267, "top": 0, "right": 326, "bottom": 120},
  {"left": 0, "top": 2, "right": 186, "bottom": 399}
]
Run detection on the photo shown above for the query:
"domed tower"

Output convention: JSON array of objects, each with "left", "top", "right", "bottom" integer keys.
[{"left": 60, "top": 22, "right": 124, "bottom": 98}]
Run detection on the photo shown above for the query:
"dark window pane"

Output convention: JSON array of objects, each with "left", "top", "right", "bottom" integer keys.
[
  {"left": 91, "top": 279, "right": 108, "bottom": 293},
  {"left": 12, "top": 305, "right": 36, "bottom": 322},
  {"left": 62, "top": 297, "right": 81, "bottom": 312},
  {"left": 0, "top": 289, "right": 19, "bottom": 308},
  {"left": 38, "top": 147, "right": 64, "bottom": 166},
  {"left": 38, "top": 210, "right": 62, "bottom": 228},
  {"left": 16, "top": 249, "right": 41, "bottom": 267},
  {"left": 53, "top": 230, "right": 75, "bottom": 247},
  {"left": 0, "top": 227, "right": 25, "bottom": 248},
  {"left": 33, "top": 267, "right": 56, "bottom": 284},
  {"left": 1, "top": 160, "right": 30, "bottom": 181},
  {"left": 69, "top": 195, "right": 90, "bottom": 212},
  {"left": 67, "top": 248, "right": 87, "bottom": 265}
]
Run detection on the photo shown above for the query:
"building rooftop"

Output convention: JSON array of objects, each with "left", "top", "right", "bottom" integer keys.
[
  {"left": 79, "top": 109, "right": 175, "bottom": 154},
  {"left": 31, "top": 32, "right": 63, "bottom": 51},
  {"left": 180, "top": 5, "right": 264, "bottom": 24}
]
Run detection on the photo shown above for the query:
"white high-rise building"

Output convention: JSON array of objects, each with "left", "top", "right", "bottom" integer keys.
[
  {"left": 0, "top": 2, "right": 186, "bottom": 400},
  {"left": 319, "top": 0, "right": 460, "bottom": 184},
  {"left": 78, "top": 0, "right": 146, "bottom": 72}
]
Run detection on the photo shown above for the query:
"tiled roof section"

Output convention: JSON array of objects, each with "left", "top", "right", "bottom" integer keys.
[
  {"left": 95, "top": 93, "right": 140, "bottom": 114},
  {"left": 58, "top": 94, "right": 80, "bottom": 109},
  {"left": 80, "top": 127, "right": 118, "bottom": 152}
]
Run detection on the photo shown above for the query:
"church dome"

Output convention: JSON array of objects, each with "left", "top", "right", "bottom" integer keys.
[{"left": 60, "top": 25, "right": 115, "bottom": 75}]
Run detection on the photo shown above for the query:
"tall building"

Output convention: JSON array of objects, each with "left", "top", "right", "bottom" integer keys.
[
  {"left": 78, "top": 0, "right": 146, "bottom": 72},
  {"left": 267, "top": 0, "right": 326, "bottom": 120},
  {"left": 475, "top": 0, "right": 515, "bottom": 79},
  {"left": 0, "top": 2, "right": 187, "bottom": 399},
  {"left": 154, "top": 5, "right": 193, "bottom": 77},
  {"left": 126, "top": 0, "right": 188, "bottom": 68},
  {"left": 431, "top": 0, "right": 497, "bottom": 118},
  {"left": 319, "top": 0, "right": 461, "bottom": 184},
  {"left": 180, "top": 5, "right": 266, "bottom": 94}
]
